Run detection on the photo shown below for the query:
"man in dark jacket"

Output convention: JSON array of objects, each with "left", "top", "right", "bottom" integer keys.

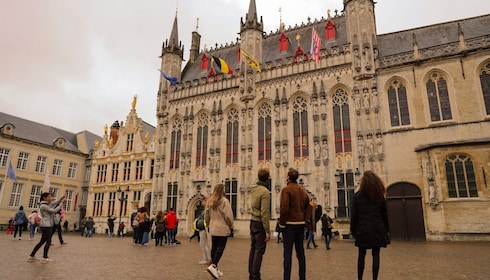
[{"left": 279, "top": 168, "right": 310, "bottom": 280}]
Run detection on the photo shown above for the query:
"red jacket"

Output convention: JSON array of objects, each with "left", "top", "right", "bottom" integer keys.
[{"left": 165, "top": 211, "right": 178, "bottom": 229}]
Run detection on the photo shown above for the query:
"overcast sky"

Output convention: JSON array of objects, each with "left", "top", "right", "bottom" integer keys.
[{"left": 1, "top": 0, "right": 489, "bottom": 135}]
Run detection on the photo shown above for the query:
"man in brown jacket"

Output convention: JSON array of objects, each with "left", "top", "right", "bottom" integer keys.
[{"left": 279, "top": 168, "right": 310, "bottom": 280}]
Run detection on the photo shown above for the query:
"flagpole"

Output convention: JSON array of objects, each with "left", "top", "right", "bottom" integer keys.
[{"left": 0, "top": 168, "right": 8, "bottom": 209}]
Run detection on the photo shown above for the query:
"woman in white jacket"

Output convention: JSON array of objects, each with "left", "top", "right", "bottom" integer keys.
[
  {"left": 205, "top": 184, "right": 234, "bottom": 279},
  {"left": 28, "top": 192, "right": 65, "bottom": 263}
]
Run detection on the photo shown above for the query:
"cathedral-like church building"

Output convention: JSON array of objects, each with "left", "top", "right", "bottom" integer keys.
[{"left": 91, "top": 0, "right": 490, "bottom": 241}]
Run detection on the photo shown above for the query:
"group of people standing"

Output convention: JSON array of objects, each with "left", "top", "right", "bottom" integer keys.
[
  {"left": 201, "top": 167, "right": 389, "bottom": 280},
  {"left": 130, "top": 206, "right": 179, "bottom": 246}
]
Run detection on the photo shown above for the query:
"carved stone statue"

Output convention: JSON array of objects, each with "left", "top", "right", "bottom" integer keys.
[
  {"left": 321, "top": 141, "right": 329, "bottom": 161},
  {"left": 314, "top": 142, "right": 321, "bottom": 160}
]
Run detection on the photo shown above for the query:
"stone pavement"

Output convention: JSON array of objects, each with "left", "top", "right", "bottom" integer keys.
[{"left": 2, "top": 231, "right": 490, "bottom": 280}]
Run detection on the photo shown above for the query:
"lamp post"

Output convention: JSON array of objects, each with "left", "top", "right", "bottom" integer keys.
[{"left": 117, "top": 186, "right": 130, "bottom": 229}]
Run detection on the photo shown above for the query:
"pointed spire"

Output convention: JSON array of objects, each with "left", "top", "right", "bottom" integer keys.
[
  {"left": 169, "top": 14, "right": 179, "bottom": 48},
  {"left": 241, "top": 0, "right": 263, "bottom": 32}
]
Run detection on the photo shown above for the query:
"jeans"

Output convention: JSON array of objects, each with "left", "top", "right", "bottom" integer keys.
[
  {"left": 199, "top": 230, "right": 210, "bottom": 261},
  {"left": 249, "top": 220, "right": 267, "bottom": 280},
  {"left": 210, "top": 235, "right": 228, "bottom": 266},
  {"left": 167, "top": 228, "right": 175, "bottom": 244},
  {"left": 282, "top": 224, "right": 306, "bottom": 280},
  {"left": 306, "top": 229, "right": 317, "bottom": 248},
  {"left": 30, "top": 227, "right": 52, "bottom": 258},
  {"left": 30, "top": 224, "right": 37, "bottom": 239}
]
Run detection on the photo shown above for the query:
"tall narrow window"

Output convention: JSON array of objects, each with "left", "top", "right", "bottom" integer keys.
[
  {"left": 196, "top": 114, "right": 209, "bottom": 167},
  {"left": 426, "top": 72, "right": 452, "bottom": 122},
  {"left": 258, "top": 103, "right": 272, "bottom": 161},
  {"left": 226, "top": 108, "right": 239, "bottom": 164},
  {"left": 97, "top": 164, "right": 108, "bottom": 183},
  {"left": 35, "top": 155, "right": 47, "bottom": 173},
  {"left": 49, "top": 187, "right": 58, "bottom": 200},
  {"left": 225, "top": 179, "right": 238, "bottom": 218},
  {"left": 93, "top": 192, "right": 104, "bottom": 216},
  {"left": 336, "top": 172, "right": 355, "bottom": 218},
  {"left": 17, "top": 152, "right": 29, "bottom": 170},
  {"left": 123, "top": 162, "right": 131, "bottom": 181},
  {"left": 293, "top": 96, "right": 309, "bottom": 158},
  {"left": 0, "top": 148, "right": 10, "bottom": 166},
  {"left": 149, "top": 159, "right": 155, "bottom": 179},
  {"left": 107, "top": 191, "right": 116, "bottom": 216},
  {"left": 67, "top": 162, "right": 78, "bottom": 179},
  {"left": 170, "top": 119, "right": 182, "bottom": 169},
  {"left": 325, "top": 20, "right": 336, "bottom": 40},
  {"left": 479, "top": 62, "right": 490, "bottom": 115},
  {"left": 63, "top": 190, "right": 74, "bottom": 212},
  {"left": 52, "top": 159, "right": 63, "bottom": 176},
  {"left": 111, "top": 163, "right": 119, "bottom": 182},
  {"left": 28, "top": 185, "right": 43, "bottom": 208},
  {"left": 388, "top": 79, "right": 410, "bottom": 126},
  {"left": 126, "top": 134, "right": 134, "bottom": 152},
  {"left": 9, "top": 182, "right": 23, "bottom": 207},
  {"left": 135, "top": 160, "right": 144, "bottom": 180},
  {"left": 332, "top": 89, "right": 352, "bottom": 153},
  {"left": 167, "top": 182, "right": 178, "bottom": 210},
  {"left": 445, "top": 154, "right": 478, "bottom": 198}
]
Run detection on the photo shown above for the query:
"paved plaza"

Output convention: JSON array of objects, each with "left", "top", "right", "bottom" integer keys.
[{"left": 2, "top": 231, "right": 489, "bottom": 280}]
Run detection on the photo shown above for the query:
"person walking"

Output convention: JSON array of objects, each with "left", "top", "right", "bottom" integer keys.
[
  {"left": 320, "top": 213, "right": 334, "bottom": 250},
  {"left": 196, "top": 197, "right": 211, "bottom": 265},
  {"left": 27, "top": 210, "right": 39, "bottom": 240},
  {"left": 279, "top": 168, "right": 310, "bottom": 280},
  {"left": 63, "top": 220, "right": 69, "bottom": 233},
  {"left": 107, "top": 215, "right": 116, "bottom": 238},
  {"left": 248, "top": 167, "right": 271, "bottom": 280},
  {"left": 306, "top": 200, "right": 319, "bottom": 249},
  {"left": 205, "top": 184, "right": 234, "bottom": 279},
  {"left": 28, "top": 193, "right": 66, "bottom": 263},
  {"left": 50, "top": 209, "right": 66, "bottom": 245},
  {"left": 85, "top": 217, "right": 95, "bottom": 237},
  {"left": 350, "top": 170, "right": 390, "bottom": 280},
  {"left": 13, "top": 206, "right": 28, "bottom": 240}
]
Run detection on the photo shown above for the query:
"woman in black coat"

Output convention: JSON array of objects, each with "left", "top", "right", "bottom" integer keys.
[{"left": 350, "top": 171, "right": 390, "bottom": 280}]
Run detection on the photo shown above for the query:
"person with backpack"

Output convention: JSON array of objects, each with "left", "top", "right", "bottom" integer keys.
[
  {"left": 13, "top": 206, "right": 28, "bottom": 240},
  {"left": 321, "top": 213, "right": 334, "bottom": 250},
  {"left": 154, "top": 211, "right": 166, "bottom": 246},
  {"left": 195, "top": 197, "right": 210, "bottom": 265},
  {"left": 28, "top": 210, "right": 40, "bottom": 240}
]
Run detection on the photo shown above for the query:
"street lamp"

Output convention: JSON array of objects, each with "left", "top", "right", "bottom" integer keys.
[{"left": 117, "top": 186, "right": 130, "bottom": 229}]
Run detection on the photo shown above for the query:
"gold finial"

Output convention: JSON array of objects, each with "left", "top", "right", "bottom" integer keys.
[
  {"left": 109, "top": 137, "right": 114, "bottom": 148},
  {"left": 327, "top": 9, "right": 331, "bottom": 18},
  {"left": 281, "top": 22, "right": 285, "bottom": 31},
  {"left": 104, "top": 124, "right": 108, "bottom": 136},
  {"left": 132, "top": 95, "right": 137, "bottom": 110},
  {"left": 204, "top": 44, "right": 207, "bottom": 52},
  {"left": 296, "top": 34, "right": 301, "bottom": 43},
  {"left": 145, "top": 131, "right": 150, "bottom": 143}
]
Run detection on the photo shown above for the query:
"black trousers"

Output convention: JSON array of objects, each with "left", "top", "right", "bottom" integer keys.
[
  {"left": 248, "top": 220, "right": 267, "bottom": 280},
  {"left": 282, "top": 224, "right": 306, "bottom": 280},
  {"left": 30, "top": 227, "right": 52, "bottom": 258}
]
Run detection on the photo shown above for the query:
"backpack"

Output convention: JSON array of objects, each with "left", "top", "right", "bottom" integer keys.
[
  {"left": 155, "top": 221, "right": 165, "bottom": 232},
  {"left": 195, "top": 218, "right": 206, "bottom": 231}
]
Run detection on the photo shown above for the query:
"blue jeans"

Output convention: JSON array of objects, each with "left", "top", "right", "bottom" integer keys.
[
  {"left": 282, "top": 224, "right": 306, "bottom": 280},
  {"left": 30, "top": 224, "right": 37, "bottom": 239}
]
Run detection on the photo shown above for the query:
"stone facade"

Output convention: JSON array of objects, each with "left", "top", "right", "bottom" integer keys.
[{"left": 153, "top": 0, "right": 490, "bottom": 241}]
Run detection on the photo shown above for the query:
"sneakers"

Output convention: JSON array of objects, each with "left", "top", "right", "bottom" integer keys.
[
  {"left": 27, "top": 256, "right": 38, "bottom": 262},
  {"left": 207, "top": 264, "right": 219, "bottom": 279},
  {"left": 41, "top": 258, "right": 53, "bottom": 264},
  {"left": 217, "top": 269, "right": 224, "bottom": 277},
  {"left": 198, "top": 260, "right": 210, "bottom": 265}
]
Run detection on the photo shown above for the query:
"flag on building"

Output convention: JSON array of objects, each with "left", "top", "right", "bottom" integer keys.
[
  {"left": 43, "top": 166, "right": 50, "bottom": 190},
  {"left": 158, "top": 69, "right": 179, "bottom": 85},
  {"left": 311, "top": 27, "right": 321, "bottom": 64},
  {"left": 212, "top": 56, "right": 233, "bottom": 75},
  {"left": 6, "top": 160, "right": 17, "bottom": 181},
  {"left": 240, "top": 49, "right": 261, "bottom": 72}
]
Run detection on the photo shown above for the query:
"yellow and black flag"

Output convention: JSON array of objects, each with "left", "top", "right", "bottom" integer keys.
[{"left": 240, "top": 49, "right": 261, "bottom": 72}]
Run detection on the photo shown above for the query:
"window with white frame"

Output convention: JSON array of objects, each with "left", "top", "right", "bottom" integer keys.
[
  {"left": 0, "top": 148, "right": 10, "bottom": 167},
  {"left": 67, "top": 162, "right": 78, "bottom": 179},
  {"left": 49, "top": 187, "right": 59, "bottom": 200},
  {"left": 17, "top": 152, "right": 29, "bottom": 170},
  {"left": 28, "top": 185, "right": 43, "bottom": 208},
  {"left": 35, "top": 156, "right": 47, "bottom": 173},
  {"left": 63, "top": 190, "right": 74, "bottom": 212},
  {"left": 9, "top": 182, "right": 23, "bottom": 207},
  {"left": 52, "top": 159, "right": 63, "bottom": 176}
]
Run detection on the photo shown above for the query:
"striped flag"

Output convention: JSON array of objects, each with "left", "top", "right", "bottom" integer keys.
[
  {"left": 311, "top": 27, "right": 321, "bottom": 64},
  {"left": 6, "top": 160, "right": 17, "bottom": 181},
  {"left": 212, "top": 56, "right": 233, "bottom": 75}
]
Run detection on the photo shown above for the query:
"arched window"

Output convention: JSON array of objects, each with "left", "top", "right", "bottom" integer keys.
[
  {"left": 479, "top": 62, "right": 490, "bottom": 115},
  {"left": 293, "top": 96, "right": 309, "bottom": 158},
  {"left": 169, "top": 119, "right": 182, "bottom": 169},
  {"left": 445, "top": 154, "right": 478, "bottom": 198},
  {"left": 332, "top": 89, "right": 352, "bottom": 153},
  {"left": 196, "top": 114, "right": 209, "bottom": 167},
  {"left": 226, "top": 108, "right": 239, "bottom": 164},
  {"left": 388, "top": 79, "right": 410, "bottom": 126},
  {"left": 426, "top": 72, "right": 452, "bottom": 122},
  {"left": 258, "top": 103, "right": 272, "bottom": 161}
]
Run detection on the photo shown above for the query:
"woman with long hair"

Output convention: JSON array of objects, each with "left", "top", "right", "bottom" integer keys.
[
  {"left": 350, "top": 171, "right": 390, "bottom": 280},
  {"left": 28, "top": 192, "right": 66, "bottom": 263},
  {"left": 205, "top": 184, "right": 234, "bottom": 279}
]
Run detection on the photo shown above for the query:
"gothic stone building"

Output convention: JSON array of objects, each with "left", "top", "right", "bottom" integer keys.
[{"left": 153, "top": 0, "right": 490, "bottom": 241}]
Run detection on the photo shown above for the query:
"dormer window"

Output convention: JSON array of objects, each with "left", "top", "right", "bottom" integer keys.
[
  {"left": 54, "top": 137, "right": 66, "bottom": 148},
  {"left": 326, "top": 20, "right": 336, "bottom": 41},
  {"left": 1, "top": 123, "right": 15, "bottom": 136},
  {"left": 201, "top": 54, "right": 209, "bottom": 70},
  {"left": 279, "top": 33, "right": 290, "bottom": 53}
]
